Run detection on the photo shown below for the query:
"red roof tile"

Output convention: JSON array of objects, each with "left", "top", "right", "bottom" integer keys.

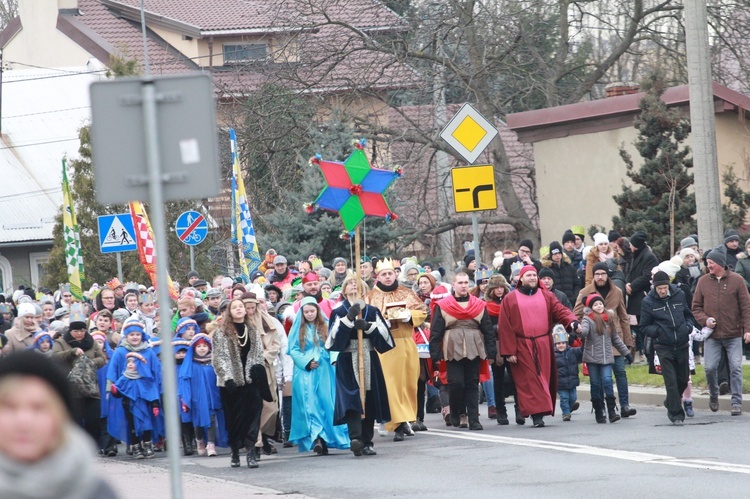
[
  {"left": 66, "top": 0, "right": 200, "bottom": 74},
  {"left": 104, "top": 0, "right": 405, "bottom": 34},
  {"left": 506, "top": 82, "right": 750, "bottom": 132}
]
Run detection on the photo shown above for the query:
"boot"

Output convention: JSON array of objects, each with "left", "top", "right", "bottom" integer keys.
[
  {"left": 683, "top": 400, "right": 694, "bottom": 418},
  {"left": 131, "top": 443, "right": 145, "bottom": 459},
  {"left": 246, "top": 447, "right": 259, "bottom": 468},
  {"left": 606, "top": 397, "right": 620, "bottom": 423},
  {"left": 206, "top": 442, "right": 217, "bottom": 457},
  {"left": 142, "top": 441, "right": 155, "bottom": 459},
  {"left": 496, "top": 408, "right": 509, "bottom": 426},
  {"left": 620, "top": 405, "right": 637, "bottom": 417},
  {"left": 230, "top": 447, "right": 240, "bottom": 468},
  {"left": 181, "top": 428, "right": 195, "bottom": 456},
  {"left": 592, "top": 399, "right": 606, "bottom": 424},
  {"left": 196, "top": 440, "right": 207, "bottom": 456},
  {"left": 514, "top": 404, "right": 525, "bottom": 425},
  {"left": 283, "top": 431, "right": 293, "bottom": 448}
]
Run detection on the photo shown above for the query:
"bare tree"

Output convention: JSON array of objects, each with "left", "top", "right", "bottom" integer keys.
[{"left": 0, "top": 0, "right": 17, "bottom": 30}]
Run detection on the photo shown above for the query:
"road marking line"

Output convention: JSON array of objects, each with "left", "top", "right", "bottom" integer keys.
[{"left": 425, "top": 429, "right": 750, "bottom": 475}]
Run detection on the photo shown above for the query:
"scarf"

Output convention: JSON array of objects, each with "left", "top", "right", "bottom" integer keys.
[
  {"left": 375, "top": 280, "right": 400, "bottom": 292},
  {"left": 516, "top": 284, "right": 539, "bottom": 295},
  {"left": 124, "top": 369, "right": 141, "bottom": 380},
  {"left": 438, "top": 294, "right": 486, "bottom": 320},
  {"left": 0, "top": 425, "right": 100, "bottom": 499},
  {"left": 63, "top": 331, "right": 93, "bottom": 351},
  {"left": 121, "top": 339, "right": 149, "bottom": 353},
  {"left": 194, "top": 352, "right": 212, "bottom": 364}
]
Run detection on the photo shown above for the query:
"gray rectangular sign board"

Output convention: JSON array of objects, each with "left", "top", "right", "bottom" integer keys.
[{"left": 89, "top": 74, "right": 221, "bottom": 205}]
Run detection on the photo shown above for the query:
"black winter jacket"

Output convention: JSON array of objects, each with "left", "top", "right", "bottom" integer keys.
[
  {"left": 626, "top": 245, "right": 659, "bottom": 317},
  {"left": 541, "top": 254, "right": 580, "bottom": 305},
  {"left": 639, "top": 285, "right": 695, "bottom": 350},
  {"left": 555, "top": 346, "right": 583, "bottom": 390}
]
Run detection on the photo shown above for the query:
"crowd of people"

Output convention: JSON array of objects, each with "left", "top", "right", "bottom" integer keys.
[{"left": 0, "top": 225, "right": 748, "bottom": 473}]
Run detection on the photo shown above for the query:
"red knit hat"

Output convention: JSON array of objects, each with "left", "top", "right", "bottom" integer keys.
[
  {"left": 585, "top": 293, "right": 604, "bottom": 309},
  {"left": 518, "top": 265, "right": 537, "bottom": 280}
]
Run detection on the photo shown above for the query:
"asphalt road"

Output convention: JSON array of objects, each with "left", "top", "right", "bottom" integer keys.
[{"left": 113, "top": 401, "right": 750, "bottom": 498}]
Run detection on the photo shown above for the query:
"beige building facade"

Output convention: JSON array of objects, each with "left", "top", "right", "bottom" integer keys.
[{"left": 507, "top": 83, "right": 750, "bottom": 246}]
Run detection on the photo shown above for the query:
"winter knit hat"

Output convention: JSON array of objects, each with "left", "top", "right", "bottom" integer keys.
[
  {"left": 680, "top": 237, "right": 698, "bottom": 250},
  {"left": 562, "top": 230, "right": 576, "bottom": 245},
  {"left": 332, "top": 257, "right": 347, "bottom": 267},
  {"left": 549, "top": 241, "right": 563, "bottom": 256},
  {"left": 608, "top": 231, "right": 621, "bottom": 243},
  {"left": 593, "top": 232, "right": 609, "bottom": 247},
  {"left": 538, "top": 267, "right": 554, "bottom": 280},
  {"left": 16, "top": 303, "right": 36, "bottom": 318},
  {"left": 463, "top": 250, "right": 476, "bottom": 267},
  {"left": 592, "top": 261, "right": 610, "bottom": 276},
  {"left": 724, "top": 229, "right": 740, "bottom": 244},
  {"left": 585, "top": 294, "right": 604, "bottom": 309},
  {"left": 652, "top": 271, "right": 671, "bottom": 287},
  {"left": 518, "top": 265, "right": 537, "bottom": 280},
  {"left": 518, "top": 239, "right": 534, "bottom": 253},
  {"left": 706, "top": 249, "right": 727, "bottom": 268},
  {"left": 630, "top": 231, "right": 648, "bottom": 250}
]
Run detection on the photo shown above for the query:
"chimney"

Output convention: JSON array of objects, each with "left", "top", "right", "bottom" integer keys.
[
  {"left": 605, "top": 81, "right": 640, "bottom": 98},
  {"left": 58, "top": 0, "right": 79, "bottom": 15}
]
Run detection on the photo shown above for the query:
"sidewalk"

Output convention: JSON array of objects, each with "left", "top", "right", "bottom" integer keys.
[
  {"left": 95, "top": 459, "right": 312, "bottom": 499},
  {"left": 578, "top": 382, "right": 750, "bottom": 412}
]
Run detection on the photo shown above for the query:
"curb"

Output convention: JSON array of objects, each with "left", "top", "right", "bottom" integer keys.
[{"left": 577, "top": 384, "right": 750, "bottom": 412}]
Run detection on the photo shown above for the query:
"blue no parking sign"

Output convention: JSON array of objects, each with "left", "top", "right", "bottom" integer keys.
[{"left": 175, "top": 210, "right": 208, "bottom": 246}]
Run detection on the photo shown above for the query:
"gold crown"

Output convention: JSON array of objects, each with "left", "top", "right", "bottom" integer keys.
[{"left": 375, "top": 257, "right": 395, "bottom": 274}]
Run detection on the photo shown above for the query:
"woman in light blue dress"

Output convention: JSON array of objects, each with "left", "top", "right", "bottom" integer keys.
[{"left": 288, "top": 296, "right": 349, "bottom": 454}]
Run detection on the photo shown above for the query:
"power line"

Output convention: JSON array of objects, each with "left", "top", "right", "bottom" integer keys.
[
  {"left": 3, "top": 106, "right": 91, "bottom": 119},
  {"left": 0, "top": 187, "right": 62, "bottom": 201},
  {"left": 0, "top": 137, "right": 79, "bottom": 150}
]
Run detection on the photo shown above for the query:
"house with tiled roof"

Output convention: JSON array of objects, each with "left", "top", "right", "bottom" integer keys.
[{"left": 506, "top": 82, "right": 750, "bottom": 246}]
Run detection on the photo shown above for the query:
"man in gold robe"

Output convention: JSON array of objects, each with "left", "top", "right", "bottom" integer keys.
[{"left": 366, "top": 258, "right": 428, "bottom": 441}]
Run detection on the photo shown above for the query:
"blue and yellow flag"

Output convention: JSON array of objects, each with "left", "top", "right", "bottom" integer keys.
[{"left": 229, "top": 129, "right": 261, "bottom": 280}]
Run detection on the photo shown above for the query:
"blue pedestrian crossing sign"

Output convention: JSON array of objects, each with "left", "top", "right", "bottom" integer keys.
[
  {"left": 98, "top": 213, "right": 137, "bottom": 253},
  {"left": 175, "top": 210, "right": 208, "bottom": 246}
]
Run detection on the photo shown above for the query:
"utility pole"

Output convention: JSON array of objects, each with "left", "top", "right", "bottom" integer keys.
[{"left": 685, "top": 0, "right": 723, "bottom": 249}]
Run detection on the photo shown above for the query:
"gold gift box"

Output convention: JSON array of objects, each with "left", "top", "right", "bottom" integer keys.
[{"left": 385, "top": 301, "right": 409, "bottom": 321}]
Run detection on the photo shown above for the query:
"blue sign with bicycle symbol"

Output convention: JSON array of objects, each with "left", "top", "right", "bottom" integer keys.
[{"left": 175, "top": 210, "right": 208, "bottom": 246}]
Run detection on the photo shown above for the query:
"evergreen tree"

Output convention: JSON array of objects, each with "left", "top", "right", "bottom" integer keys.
[
  {"left": 612, "top": 75, "right": 695, "bottom": 260},
  {"left": 722, "top": 165, "right": 750, "bottom": 233}
]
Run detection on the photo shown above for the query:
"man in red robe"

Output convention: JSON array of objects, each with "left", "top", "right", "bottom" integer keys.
[{"left": 498, "top": 265, "right": 579, "bottom": 427}]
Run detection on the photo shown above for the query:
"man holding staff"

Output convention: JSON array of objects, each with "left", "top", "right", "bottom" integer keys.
[{"left": 327, "top": 275, "right": 393, "bottom": 456}]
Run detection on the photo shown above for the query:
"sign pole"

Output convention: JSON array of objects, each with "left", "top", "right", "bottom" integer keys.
[
  {"left": 189, "top": 246, "right": 195, "bottom": 272},
  {"left": 141, "top": 79, "right": 182, "bottom": 499},
  {"left": 116, "top": 252, "right": 124, "bottom": 283},
  {"left": 472, "top": 213, "right": 481, "bottom": 269}
]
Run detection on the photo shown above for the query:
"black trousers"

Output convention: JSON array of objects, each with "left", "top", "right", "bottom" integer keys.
[
  {"left": 121, "top": 398, "right": 152, "bottom": 443},
  {"left": 447, "top": 358, "right": 481, "bottom": 424},
  {"left": 345, "top": 410, "right": 375, "bottom": 446},
  {"left": 76, "top": 397, "right": 101, "bottom": 444},
  {"left": 220, "top": 384, "right": 262, "bottom": 451},
  {"left": 655, "top": 346, "right": 690, "bottom": 421},
  {"left": 491, "top": 361, "right": 517, "bottom": 416},
  {"left": 99, "top": 417, "right": 118, "bottom": 451}
]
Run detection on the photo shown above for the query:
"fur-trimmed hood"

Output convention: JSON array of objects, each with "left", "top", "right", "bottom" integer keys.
[{"left": 541, "top": 252, "right": 572, "bottom": 268}]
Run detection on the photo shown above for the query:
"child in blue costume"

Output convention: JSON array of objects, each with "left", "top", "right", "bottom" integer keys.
[
  {"left": 92, "top": 331, "right": 118, "bottom": 457},
  {"left": 107, "top": 318, "right": 163, "bottom": 459},
  {"left": 174, "top": 317, "right": 198, "bottom": 342},
  {"left": 30, "top": 330, "right": 53, "bottom": 356},
  {"left": 179, "top": 333, "right": 227, "bottom": 457},
  {"left": 172, "top": 338, "right": 196, "bottom": 455},
  {"left": 288, "top": 296, "right": 349, "bottom": 454}
]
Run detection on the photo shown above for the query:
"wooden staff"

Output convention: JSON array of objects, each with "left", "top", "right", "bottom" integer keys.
[{"left": 354, "top": 226, "right": 366, "bottom": 415}]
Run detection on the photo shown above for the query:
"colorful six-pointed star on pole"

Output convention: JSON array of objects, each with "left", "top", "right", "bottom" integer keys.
[{"left": 307, "top": 139, "right": 401, "bottom": 232}]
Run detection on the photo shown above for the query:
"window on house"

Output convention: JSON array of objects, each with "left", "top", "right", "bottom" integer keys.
[{"left": 223, "top": 43, "right": 267, "bottom": 64}]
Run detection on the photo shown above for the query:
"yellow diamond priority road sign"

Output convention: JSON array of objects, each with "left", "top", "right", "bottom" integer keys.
[
  {"left": 451, "top": 165, "right": 497, "bottom": 213},
  {"left": 440, "top": 103, "right": 498, "bottom": 164}
]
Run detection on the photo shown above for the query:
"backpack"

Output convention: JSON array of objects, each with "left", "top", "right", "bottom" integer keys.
[{"left": 67, "top": 355, "right": 100, "bottom": 398}]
